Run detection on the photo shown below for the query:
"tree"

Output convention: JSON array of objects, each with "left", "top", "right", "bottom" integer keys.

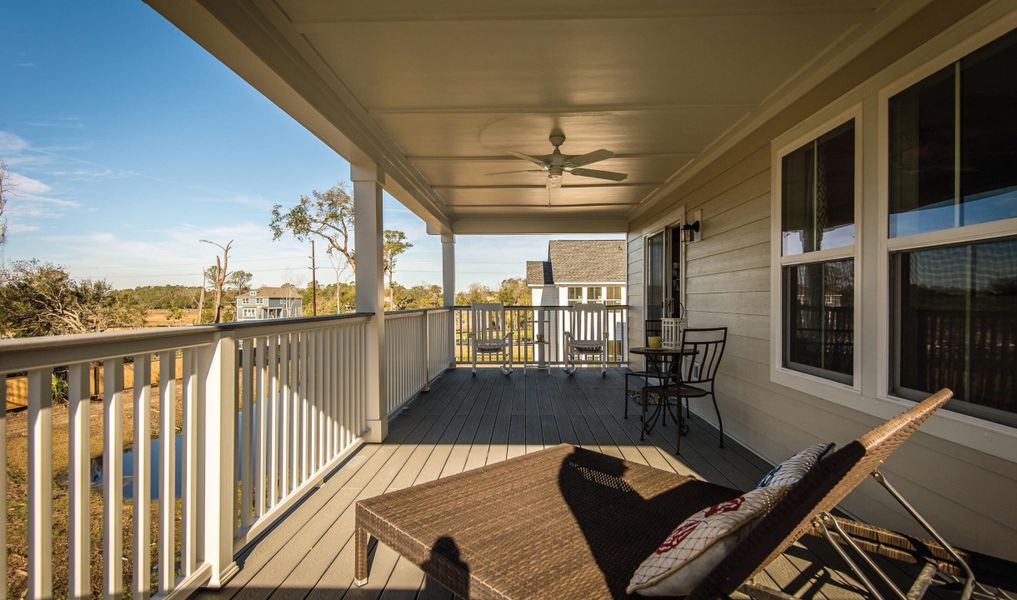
[
  {"left": 0, "top": 159, "right": 13, "bottom": 245},
  {"left": 200, "top": 239, "right": 234, "bottom": 323},
  {"left": 0, "top": 260, "right": 145, "bottom": 337},
  {"left": 273, "top": 183, "right": 357, "bottom": 314},
  {"left": 496, "top": 277, "right": 530, "bottom": 306},
  {"left": 383, "top": 230, "right": 413, "bottom": 289},
  {"left": 455, "top": 283, "right": 495, "bottom": 306},
  {"left": 271, "top": 182, "right": 356, "bottom": 273}
]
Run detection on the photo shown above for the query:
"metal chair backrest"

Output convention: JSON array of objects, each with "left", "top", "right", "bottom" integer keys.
[
  {"left": 471, "top": 303, "right": 506, "bottom": 341},
  {"left": 679, "top": 327, "right": 727, "bottom": 386},
  {"left": 569, "top": 303, "right": 607, "bottom": 342}
]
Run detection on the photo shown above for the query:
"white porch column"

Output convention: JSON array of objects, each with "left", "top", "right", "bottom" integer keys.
[
  {"left": 441, "top": 233, "right": 455, "bottom": 307},
  {"left": 353, "top": 162, "right": 388, "bottom": 442},
  {"left": 441, "top": 233, "right": 456, "bottom": 367}
]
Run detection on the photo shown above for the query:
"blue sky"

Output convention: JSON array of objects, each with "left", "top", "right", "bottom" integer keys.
[{"left": 0, "top": 2, "right": 619, "bottom": 291}]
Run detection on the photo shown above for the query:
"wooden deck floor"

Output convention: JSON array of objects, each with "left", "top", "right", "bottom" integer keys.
[{"left": 195, "top": 367, "right": 967, "bottom": 600}]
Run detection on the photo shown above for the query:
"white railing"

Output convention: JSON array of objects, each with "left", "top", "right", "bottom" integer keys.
[
  {"left": 453, "top": 305, "right": 629, "bottom": 367},
  {"left": 0, "top": 313, "right": 371, "bottom": 600},
  {"left": 383, "top": 308, "right": 454, "bottom": 416}
]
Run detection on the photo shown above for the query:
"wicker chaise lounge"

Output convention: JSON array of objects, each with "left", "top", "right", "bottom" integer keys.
[{"left": 354, "top": 389, "right": 1004, "bottom": 599}]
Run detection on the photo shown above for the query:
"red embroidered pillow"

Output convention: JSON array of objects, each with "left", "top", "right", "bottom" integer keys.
[{"left": 627, "top": 486, "right": 787, "bottom": 596}]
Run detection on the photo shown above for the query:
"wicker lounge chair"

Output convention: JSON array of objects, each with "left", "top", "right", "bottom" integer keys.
[{"left": 355, "top": 389, "right": 1009, "bottom": 599}]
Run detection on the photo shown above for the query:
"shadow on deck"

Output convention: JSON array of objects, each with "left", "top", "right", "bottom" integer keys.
[{"left": 193, "top": 368, "right": 979, "bottom": 600}]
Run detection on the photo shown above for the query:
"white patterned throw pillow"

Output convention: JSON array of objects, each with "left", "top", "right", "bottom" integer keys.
[
  {"left": 756, "top": 442, "right": 835, "bottom": 489},
  {"left": 627, "top": 486, "right": 787, "bottom": 596}
]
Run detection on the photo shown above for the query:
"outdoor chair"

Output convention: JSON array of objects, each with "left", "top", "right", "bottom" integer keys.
[
  {"left": 564, "top": 302, "right": 609, "bottom": 376},
  {"left": 641, "top": 326, "right": 728, "bottom": 454},
  {"left": 355, "top": 388, "right": 1013, "bottom": 599},
  {"left": 468, "top": 302, "right": 513, "bottom": 376}
]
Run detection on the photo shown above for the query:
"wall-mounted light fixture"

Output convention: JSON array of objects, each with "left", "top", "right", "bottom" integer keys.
[{"left": 681, "top": 220, "right": 701, "bottom": 243}]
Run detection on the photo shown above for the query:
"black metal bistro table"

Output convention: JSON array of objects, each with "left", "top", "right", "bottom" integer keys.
[{"left": 628, "top": 346, "right": 698, "bottom": 454}]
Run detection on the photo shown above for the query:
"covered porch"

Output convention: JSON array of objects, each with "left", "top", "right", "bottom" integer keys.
[{"left": 2, "top": 0, "right": 1016, "bottom": 598}]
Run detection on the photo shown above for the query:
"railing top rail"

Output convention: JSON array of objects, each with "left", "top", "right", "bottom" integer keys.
[
  {"left": 452, "top": 304, "right": 630, "bottom": 310},
  {"left": 0, "top": 311, "right": 374, "bottom": 374},
  {"left": 385, "top": 307, "right": 451, "bottom": 317}
]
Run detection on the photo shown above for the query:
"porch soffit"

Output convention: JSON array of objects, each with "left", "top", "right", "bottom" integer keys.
[{"left": 149, "top": 0, "right": 929, "bottom": 234}]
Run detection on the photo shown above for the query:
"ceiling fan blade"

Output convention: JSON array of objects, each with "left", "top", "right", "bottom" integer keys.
[
  {"left": 569, "top": 167, "right": 628, "bottom": 182},
  {"left": 566, "top": 149, "right": 614, "bottom": 167},
  {"left": 484, "top": 169, "right": 545, "bottom": 176},
  {"left": 546, "top": 175, "right": 563, "bottom": 190},
  {"left": 506, "top": 150, "right": 548, "bottom": 166}
]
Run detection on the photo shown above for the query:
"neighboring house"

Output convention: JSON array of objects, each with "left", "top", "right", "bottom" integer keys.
[
  {"left": 525, "top": 240, "right": 627, "bottom": 307},
  {"left": 235, "top": 286, "right": 303, "bottom": 321}
]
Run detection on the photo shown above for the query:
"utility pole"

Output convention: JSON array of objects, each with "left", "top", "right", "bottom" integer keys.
[{"left": 310, "top": 240, "right": 318, "bottom": 316}]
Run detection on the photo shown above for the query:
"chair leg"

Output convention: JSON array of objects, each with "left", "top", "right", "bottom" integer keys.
[
  {"left": 624, "top": 376, "right": 629, "bottom": 419},
  {"left": 639, "top": 391, "right": 647, "bottom": 441},
  {"left": 601, "top": 347, "right": 606, "bottom": 377},
  {"left": 711, "top": 392, "right": 724, "bottom": 448},
  {"left": 472, "top": 346, "right": 477, "bottom": 376}
]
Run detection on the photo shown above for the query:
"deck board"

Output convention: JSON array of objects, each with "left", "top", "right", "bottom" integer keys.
[{"left": 194, "top": 367, "right": 985, "bottom": 600}]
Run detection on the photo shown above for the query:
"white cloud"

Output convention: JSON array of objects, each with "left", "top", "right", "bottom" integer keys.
[{"left": 0, "top": 131, "right": 29, "bottom": 154}]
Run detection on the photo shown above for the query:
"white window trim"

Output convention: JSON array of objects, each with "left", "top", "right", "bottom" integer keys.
[
  {"left": 770, "top": 104, "right": 864, "bottom": 405},
  {"left": 875, "top": 8, "right": 1017, "bottom": 436},
  {"left": 760, "top": 1, "right": 1017, "bottom": 462}
]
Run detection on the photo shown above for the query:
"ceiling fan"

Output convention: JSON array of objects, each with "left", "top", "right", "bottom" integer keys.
[{"left": 488, "top": 132, "right": 628, "bottom": 189}]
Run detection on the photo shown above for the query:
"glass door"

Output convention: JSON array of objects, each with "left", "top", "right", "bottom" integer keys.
[{"left": 646, "top": 232, "right": 665, "bottom": 322}]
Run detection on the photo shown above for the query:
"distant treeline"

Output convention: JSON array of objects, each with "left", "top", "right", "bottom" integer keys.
[{"left": 121, "top": 284, "right": 202, "bottom": 310}]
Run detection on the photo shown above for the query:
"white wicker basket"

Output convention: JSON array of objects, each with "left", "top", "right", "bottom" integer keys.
[{"left": 661, "top": 317, "right": 687, "bottom": 349}]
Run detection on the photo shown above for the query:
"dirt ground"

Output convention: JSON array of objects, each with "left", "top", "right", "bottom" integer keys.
[{"left": 5, "top": 381, "right": 184, "bottom": 598}]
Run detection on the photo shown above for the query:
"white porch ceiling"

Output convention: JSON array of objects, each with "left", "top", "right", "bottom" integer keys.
[{"left": 150, "top": 0, "right": 913, "bottom": 233}]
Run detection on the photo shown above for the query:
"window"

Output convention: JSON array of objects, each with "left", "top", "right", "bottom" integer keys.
[
  {"left": 889, "top": 29, "right": 1017, "bottom": 237},
  {"left": 891, "top": 238, "right": 1017, "bottom": 423},
  {"left": 242, "top": 308, "right": 256, "bottom": 318},
  {"left": 586, "top": 287, "right": 603, "bottom": 303},
  {"left": 566, "top": 287, "right": 583, "bottom": 305},
  {"left": 778, "top": 119, "right": 856, "bottom": 384},
  {"left": 886, "top": 29, "right": 1017, "bottom": 424},
  {"left": 606, "top": 286, "right": 623, "bottom": 305}
]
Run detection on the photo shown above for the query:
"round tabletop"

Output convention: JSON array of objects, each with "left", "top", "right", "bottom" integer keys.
[{"left": 629, "top": 346, "right": 697, "bottom": 356}]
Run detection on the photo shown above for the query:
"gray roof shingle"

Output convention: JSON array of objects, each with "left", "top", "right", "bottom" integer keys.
[{"left": 526, "top": 240, "right": 625, "bottom": 286}]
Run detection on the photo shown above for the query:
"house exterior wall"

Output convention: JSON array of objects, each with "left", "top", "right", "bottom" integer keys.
[
  {"left": 236, "top": 295, "right": 303, "bottom": 321},
  {"left": 625, "top": 0, "right": 1017, "bottom": 561}
]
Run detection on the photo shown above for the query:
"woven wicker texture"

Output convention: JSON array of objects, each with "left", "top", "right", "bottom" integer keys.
[
  {"left": 688, "top": 388, "right": 953, "bottom": 599},
  {"left": 356, "top": 444, "right": 740, "bottom": 599}
]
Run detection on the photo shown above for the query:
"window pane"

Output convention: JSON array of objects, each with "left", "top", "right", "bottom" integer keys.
[
  {"left": 782, "top": 141, "right": 814, "bottom": 255},
  {"left": 567, "top": 286, "right": 583, "bottom": 305},
  {"left": 587, "top": 287, "right": 603, "bottom": 302},
  {"left": 783, "top": 259, "right": 854, "bottom": 383},
  {"left": 889, "top": 66, "right": 955, "bottom": 237},
  {"left": 893, "top": 238, "right": 1017, "bottom": 421},
  {"left": 960, "top": 29, "right": 1017, "bottom": 227},
  {"left": 815, "top": 122, "right": 855, "bottom": 250},
  {"left": 782, "top": 121, "right": 854, "bottom": 254},
  {"left": 606, "top": 286, "right": 622, "bottom": 305}
]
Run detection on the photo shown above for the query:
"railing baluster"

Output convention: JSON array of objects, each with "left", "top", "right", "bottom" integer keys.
[
  {"left": 181, "top": 349, "right": 198, "bottom": 577},
  {"left": 133, "top": 353, "right": 152, "bottom": 599},
  {"left": 280, "top": 333, "right": 291, "bottom": 498},
  {"left": 68, "top": 363, "right": 91, "bottom": 598},
  {"left": 103, "top": 358, "right": 125, "bottom": 597},
  {"left": 268, "top": 335, "right": 279, "bottom": 507},
  {"left": 255, "top": 336, "right": 267, "bottom": 517},
  {"left": 158, "top": 350, "right": 176, "bottom": 594},
  {"left": 240, "top": 340, "right": 253, "bottom": 528},
  {"left": 299, "top": 331, "right": 309, "bottom": 483},
  {"left": 27, "top": 369, "right": 52, "bottom": 600}
]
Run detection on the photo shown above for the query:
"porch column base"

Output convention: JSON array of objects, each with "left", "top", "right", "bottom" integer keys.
[{"left": 364, "top": 418, "right": 386, "bottom": 443}]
